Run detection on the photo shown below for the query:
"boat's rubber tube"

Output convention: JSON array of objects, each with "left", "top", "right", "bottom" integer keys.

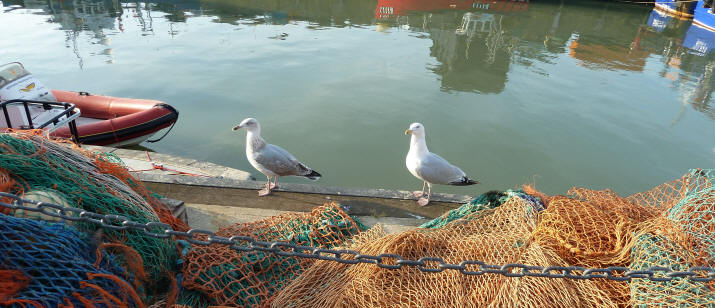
[{"left": 50, "top": 90, "right": 179, "bottom": 146}]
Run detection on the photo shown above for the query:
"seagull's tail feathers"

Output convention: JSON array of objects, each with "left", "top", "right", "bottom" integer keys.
[
  {"left": 449, "top": 177, "right": 479, "bottom": 186},
  {"left": 304, "top": 170, "right": 321, "bottom": 181}
]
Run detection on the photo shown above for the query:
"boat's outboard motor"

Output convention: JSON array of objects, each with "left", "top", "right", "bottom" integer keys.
[
  {"left": 0, "top": 62, "right": 68, "bottom": 130},
  {"left": 0, "top": 62, "right": 56, "bottom": 102}
]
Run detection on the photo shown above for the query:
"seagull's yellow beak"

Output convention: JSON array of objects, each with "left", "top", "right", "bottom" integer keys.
[
  {"left": 405, "top": 129, "right": 412, "bottom": 135},
  {"left": 232, "top": 124, "right": 242, "bottom": 131}
]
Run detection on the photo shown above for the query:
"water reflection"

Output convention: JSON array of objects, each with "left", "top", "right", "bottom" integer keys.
[
  {"left": 633, "top": 9, "right": 715, "bottom": 122},
  {"left": 198, "top": 0, "right": 377, "bottom": 26},
  {"left": 2, "top": 0, "right": 713, "bottom": 116},
  {"left": 374, "top": 0, "right": 529, "bottom": 93},
  {"left": 5, "top": 0, "right": 206, "bottom": 65}
]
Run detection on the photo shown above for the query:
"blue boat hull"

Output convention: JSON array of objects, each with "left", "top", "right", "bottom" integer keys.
[
  {"left": 693, "top": 0, "right": 715, "bottom": 32},
  {"left": 654, "top": 0, "right": 697, "bottom": 18}
]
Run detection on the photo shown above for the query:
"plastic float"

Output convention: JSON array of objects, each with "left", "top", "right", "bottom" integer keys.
[{"left": 0, "top": 62, "right": 178, "bottom": 147}]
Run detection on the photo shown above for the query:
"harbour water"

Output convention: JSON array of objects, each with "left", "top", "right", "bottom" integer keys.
[{"left": 1, "top": 0, "right": 713, "bottom": 196}]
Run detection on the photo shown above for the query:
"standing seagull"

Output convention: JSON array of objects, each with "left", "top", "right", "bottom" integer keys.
[
  {"left": 405, "top": 123, "right": 479, "bottom": 206},
  {"left": 232, "top": 118, "right": 321, "bottom": 196}
]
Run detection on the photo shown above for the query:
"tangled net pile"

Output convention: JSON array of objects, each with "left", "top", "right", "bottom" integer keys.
[
  {"left": 0, "top": 131, "right": 187, "bottom": 307},
  {"left": 1, "top": 131, "right": 712, "bottom": 307},
  {"left": 0, "top": 214, "right": 144, "bottom": 307},
  {"left": 271, "top": 169, "right": 713, "bottom": 307},
  {"left": 177, "top": 203, "right": 366, "bottom": 307}
]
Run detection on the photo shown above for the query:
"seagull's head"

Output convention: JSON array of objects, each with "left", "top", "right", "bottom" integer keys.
[
  {"left": 232, "top": 118, "right": 260, "bottom": 132},
  {"left": 405, "top": 123, "right": 425, "bottom": 137}
]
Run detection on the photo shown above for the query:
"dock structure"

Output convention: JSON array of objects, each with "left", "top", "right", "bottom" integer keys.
[{"left": 84, "top": 145, "right": 473, "bottom": 232}]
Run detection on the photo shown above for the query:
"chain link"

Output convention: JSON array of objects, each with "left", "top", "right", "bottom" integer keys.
[{"left": 1, "top": 192, "right": 713, "bottom": 282}]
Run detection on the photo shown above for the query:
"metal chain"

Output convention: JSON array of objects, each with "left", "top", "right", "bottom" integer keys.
[{"left": 1, "top": 192, "right": 713, "bottom": 282}]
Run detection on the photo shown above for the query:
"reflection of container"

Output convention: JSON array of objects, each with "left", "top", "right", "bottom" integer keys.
[
  {"left": 375, "top": 0, "right": 528, "bottom": 19},
  {"left": 568, "top": 34, "right": 649, "bottom": 72},
  {"left": 693, "top": 0, "right": 715, "bottom": 32},
  {"left": 654, "top": 0, "right": 697, "bottom": 18},
  {"left": 455, "top": 12, "right": 495, "bottom": 35},
  {"left": 471, "top": 0, "right": 528, "bottom": 14}
]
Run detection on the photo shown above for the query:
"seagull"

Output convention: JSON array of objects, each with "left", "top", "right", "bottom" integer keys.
[
  {"left": 405, "top": 123, "right": 479, "bottom": 206},
  {"left": 232, "top": 118, "right": 321, "bottom": 196}
]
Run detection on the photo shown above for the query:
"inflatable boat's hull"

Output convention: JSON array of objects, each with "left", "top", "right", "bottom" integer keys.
[{"left": 50, "top": 90, "right": 178, "bottom": 147}]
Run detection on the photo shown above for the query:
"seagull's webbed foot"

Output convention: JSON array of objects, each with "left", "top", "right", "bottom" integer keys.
[
  {"left": 417, "top": 197, "right": 430, "bottom": 206},
  {"left": 258, "top": 188, "right": 272, "bottom": 197},
  {"left": 258, "top": 178, "right": 276, "bottom": 196}
]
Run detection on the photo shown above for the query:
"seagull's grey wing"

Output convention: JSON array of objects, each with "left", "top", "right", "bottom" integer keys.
[
  {"left": 415, "top": 153, "right": 466, "bottom": 185},
  {"left": 254, "top": 144, "right": 312, "bottom": 176}
]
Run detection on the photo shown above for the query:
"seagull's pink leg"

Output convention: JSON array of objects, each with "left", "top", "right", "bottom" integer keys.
[
  {"left": 259, "top": 177, "right": 272, "bottom": 196},
  {"left": 271, "top": 177, "right": 278, "bottom": 190},
  {"left": 413, "top": 182, "right": 426, "bottom": 198},
  {"left": 417, "top": 184, "right": 431, "bottom": 206}
]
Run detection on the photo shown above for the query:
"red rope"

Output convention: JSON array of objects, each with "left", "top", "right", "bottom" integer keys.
[{"left": 127, "top": 151, "right": 210, "bottom": 177}]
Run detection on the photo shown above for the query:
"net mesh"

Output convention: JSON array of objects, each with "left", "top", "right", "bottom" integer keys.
[
  {"left": 1, "top": 132, "right": 712, "bottom": 307},
  {"left": 0, "top": 131, "right": 186, "bottom": 305},
  {"left": 0, "top": 214, "right": 144, "bottom": 307},
  {"left": 628, "top": 169, "right": 714, "bottom": 307},
  {"left": 420, "top": 189, "right": 545, "bottom": 229},
  {"left": 179, "top": 203, "right": 366, "bottom": 307},
  {"left": 271, "top": 169, "right": 713, "bottom": 307}
]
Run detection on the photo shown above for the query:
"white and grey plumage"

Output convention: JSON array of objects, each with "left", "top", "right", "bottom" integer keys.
[
  {"left": 405, "top": 122, "right": 478, "bottom": 206},
  {"left": 232, "top": 118, "right": 321, "bottom": 196}
]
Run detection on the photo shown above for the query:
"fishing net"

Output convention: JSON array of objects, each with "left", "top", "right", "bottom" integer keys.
[
  {"left": 628, "top": 169, "right": 714, "bottom": 307},
  {"left": 1, "top": 131, "right": 712, "bottom": 307},
  {"left": 420, "top": 189, "right": 545, "bottom": 229},
  {"left": 0, "top": 214, "right": 144, "bottom": 307},
  {"left": 180, "top": 202, "right": 366, "bottom": 307},
  {"left": 271, "top": 194, "right": 556, "bottom": 307},
  {"left": 271, "top": 169, "right": 713, "bottom": 307},
  {"left": 0, "top": 131, "right": 187, "bottom": 300}
]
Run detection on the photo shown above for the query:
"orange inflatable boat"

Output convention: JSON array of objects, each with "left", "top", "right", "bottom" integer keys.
[
  {"left": 49, "top": 90, "right": 179, "bottom": 146},
  {"left": 0, "top": 62, "right": 178, "bottom": 147}
]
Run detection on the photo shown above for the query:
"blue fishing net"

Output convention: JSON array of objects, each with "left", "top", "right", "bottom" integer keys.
[{"left": 0, "top": 214, "right": 141, "bottom": 307}]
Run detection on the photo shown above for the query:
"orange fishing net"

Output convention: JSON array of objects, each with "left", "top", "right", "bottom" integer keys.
[
  {"left": 0, "top": 168, "right": 22, "bottom": 215},
  {"left": 270, "top": 170, "right": 713, "bottom": 307}
]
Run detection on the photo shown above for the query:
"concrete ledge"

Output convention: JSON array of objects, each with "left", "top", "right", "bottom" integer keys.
[
  {"left": 84, "top": 145, "right": 254, "bottom": 181},
  {"left": 139, "top": 172, "right": 472, "bottom": 204}
]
